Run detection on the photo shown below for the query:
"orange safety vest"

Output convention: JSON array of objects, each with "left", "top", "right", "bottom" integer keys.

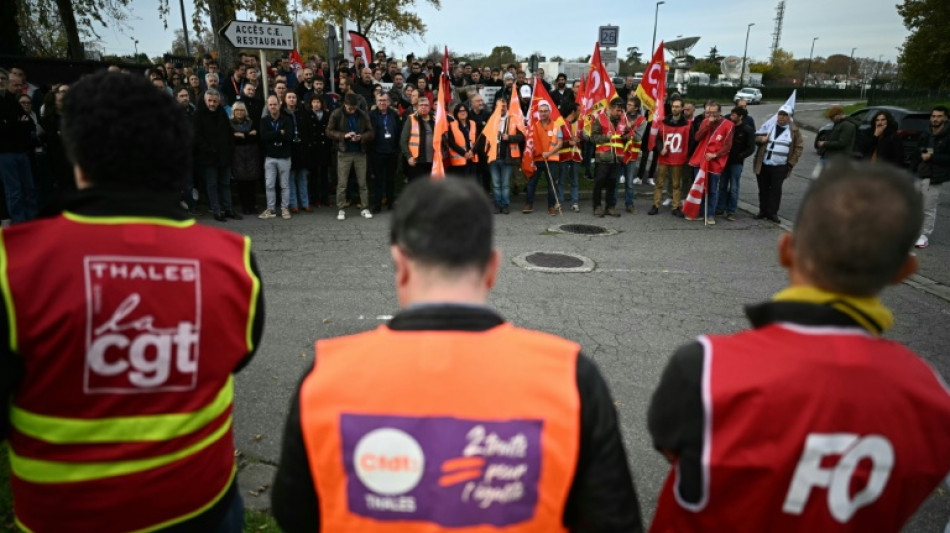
[
  {"left": 1, "top": 212, "right": 261, "bottom": 533},
  {"left": 495, "top": 115, "right": 522, "bottom": 160},
  {"left": 623, "top": 115, "right": 646, "bottom": 164},
  {"left": 448, "top": 119, "right": 477, "bottom": 166},
  {"left": 408, "top": 114, "right": 432, "bottom": 159},
  {"left": 532, "top": 120, "right": 560, "bottom": 162},
  {"left": 558, "top": 121, "right": 582, "bottom": 163},
  {"left": 595, "top": 113, "right": 626, "bottom": 156},
  {"left": 299, "top": 323, "right": 581, "bottom": 532}
]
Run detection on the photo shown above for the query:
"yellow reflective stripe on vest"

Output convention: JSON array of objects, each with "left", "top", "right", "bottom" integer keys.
[
  {"left": 9, "top": 415, "right": 233, "bottom": 483},
  {"left": 0, "top": 230, "right": 17, "bottom": 353},
  {"left": 243, "top": 236, "right": 261, "bottom": 352},
  {"left": 63, "top": 211, "right": 197, "bottom": 228},
  {"left": 11, "top": 377, "right": 233, "bottom": 444}
]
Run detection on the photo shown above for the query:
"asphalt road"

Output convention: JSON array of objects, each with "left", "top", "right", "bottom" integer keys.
[{"left": 227, "top": 99, "right": 950, "bottom": 530}]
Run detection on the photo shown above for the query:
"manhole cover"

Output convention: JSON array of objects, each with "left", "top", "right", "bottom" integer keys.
[
  {"left": 547, "top": 224, "right": 618, "bottom": 236},
  {"left": 526, "top": 252, "right": 584, "bottom": 268},
  {"left": 513, "top": 251, "right": 595, "bottom": 273}
]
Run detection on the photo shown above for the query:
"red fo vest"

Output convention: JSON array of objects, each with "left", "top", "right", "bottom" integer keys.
[
  {"left": 651, "top": 324, "right": 950, "bottom": 533},
  {"left": 1, "top": 212, "right": 261, "bottom": 533},
  {"left": 300, "top": 323, "right": 581, "bottom": 532},
  {"left": 688, "top": 118, "right": 734, "bottom": 174},
  {"left": 657, "top": 121, "right": 691, "bottom": 166}
]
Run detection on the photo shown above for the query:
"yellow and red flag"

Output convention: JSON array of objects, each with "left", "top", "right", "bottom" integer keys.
[
  {"left": 431, "top": 46, "right": 451, "bottom": 180},
  {"left": 581, "top": 44, "right": 618, "bottom": 134},
  {"left": 636, "top": 42, "right": 668, "bottom": 150}
]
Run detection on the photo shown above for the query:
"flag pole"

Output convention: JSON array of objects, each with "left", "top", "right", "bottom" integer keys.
[
  {"left": 543, "top": 160, "right": 562, "bottom": 214},
  {"left": 703, "top": 167, "right": 708, "bottom": 227}
]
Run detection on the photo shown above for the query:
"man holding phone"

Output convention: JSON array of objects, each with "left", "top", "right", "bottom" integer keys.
[
  {"left": 914, "top": 105, "right": 949, "bottom": 248},
  {"left": 327, "top": 92, "right": 375, "bottom": 220}
]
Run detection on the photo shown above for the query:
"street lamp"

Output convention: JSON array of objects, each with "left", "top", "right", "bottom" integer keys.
[
  {"left": 739, "top": 23, "right": 755, "bottom": 86},
  {"left": 651, "top": 1, "right": 665, "bottom": 54},
  {"left": 805, "top": 37, "right": 818, "bottom": 87},
  {"left": 131, "top": 38, "right": 139, "bottom": 59},
  {"left": 846, "top": 47, "right": 856, "bottom": 87}
]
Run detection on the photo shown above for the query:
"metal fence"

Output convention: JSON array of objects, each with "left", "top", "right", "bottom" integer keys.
[
  {"left": 681, "top": 84, "right": 862, "bottom": 103},
  {"left": 866, "top": 80, "right": 950, "bottom": 109}
]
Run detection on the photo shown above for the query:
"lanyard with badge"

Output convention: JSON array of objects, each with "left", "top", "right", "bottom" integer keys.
[
  {"left": 383, "top": 111, "right": 392, "bottom": 139},
  {"left": 270, "top": 117, "right": 283, "bottom": 147}
]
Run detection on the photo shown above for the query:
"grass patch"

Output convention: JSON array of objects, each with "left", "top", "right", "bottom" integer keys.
[{"left": 244, "top": 509, "right": 281, "bottom": 532}]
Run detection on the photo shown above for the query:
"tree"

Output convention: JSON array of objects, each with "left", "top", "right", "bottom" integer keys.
[
  {"left": 18, "top": 0, "right": 131, "bottom": 59},
  {"left": 898, "top": 0, "right": 950, "bottom": 88},
  {"left": 170, "top": 26, "right": 216, "bottom": 57},
  {"left": 822, "top": 54, "right": 856, "bottom": 77},
  {"left": 626, "top": 46, "right": 642, "bottom": 64},
  {"left": 296, "top": 17, "right": 329, "bottom": 59},
  {"left": 691, "top": 59, "right": 721, "bottom": 77},
  {"left": 706, "top": 46, "right": 722, "bottom": 62},
  {"left": 1, "top": 0, "right": 24, "bottom": 55},
  {"left": 16, "top": 0, "right": 68, "bottom": 57},
  {"left": 550, "top": 55, "right": 564, "bottom": 62},
  {"left": 305, "top": 0, "right": 441, "bottom": 42},
  {"left": 484, "top": 46, "right": 516, "bottom": 68}
]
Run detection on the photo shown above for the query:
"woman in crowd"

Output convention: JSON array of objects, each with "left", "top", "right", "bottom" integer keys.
[
  {"left": 415, "top": 75, "right": 433, "bottom": 104},
  {"left": 305, "top": 95, "right": 332, "bottom": 207},
  {"left": 283, "top": 92, "right": 312, "bottom": 213},
  {"left": 229, "top": 102, "right": 261, "bottom": 215},
  {"left": 857, "top": 110, "right": 905, "bottom": 168},
  {"left": 445, "top": 103, "right": 476, "bottom": 177}
]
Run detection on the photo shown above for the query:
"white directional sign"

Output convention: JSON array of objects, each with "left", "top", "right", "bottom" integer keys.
[{"left": 219, "top": 20, "right": 295, "bottom": 50}]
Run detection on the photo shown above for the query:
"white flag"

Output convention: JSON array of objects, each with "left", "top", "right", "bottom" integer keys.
[{"left": 756, "top": 90, "right": 796, "bottom": 135}]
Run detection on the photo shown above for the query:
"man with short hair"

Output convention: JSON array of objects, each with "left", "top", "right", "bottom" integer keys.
[
  {"left": 617, "top": 76, "right": 636, "bottom": 102},
  {"left": 913, "top": 105, "right": 949, "bottom": 249},
  {"left": 468, "top": 93, "right": 492, "bottom": 193},
  {"left": 753, "top": 104, "right": 804, "bottom": 223},
  {"left": 354, "top": 67, "right": 376, "bottom": 104},
  {"left": 0, "top": 69, "right": 36, "bottom": 223},
  {"left": 295, "top": 68, "right": 315, "bottom": 101},
  {"left": 272, "top": 178, "right": 643, "bottom": 533},
  {"left": 277, "top": 55, "right": 298, "bottom": 89},
  {"left": 524, "top": 102, "right": 563, "bottom": 215},
  {"left": 618, "top": 96, "right": 647, "bottom": 213},
  {"left": 735, "top": 98, "right": 756, "bottom": 130},
  {"left": 259, "top": 95, "right": 295, "bottom": 220},
  {"left": 649, "top": 96, "right": 690, "bottom": 217},
  {"left": 327, "top": 92, "right": 375, "bottom": 220},
  {"left": 716, "top": 106, "right": 756, "bottom": 221},
  {"left": 388, "top": 72, "right": 408, "bottom": 108},
  {"left": 369, "top": 93, "right": 401, "bottom": 213},
  {"left": 0, "top": 70, "right": 263, "bottom": 533},
  {"left": 649, "top": 162, "right": 950, "bottom": 531},
  {"left": 550, "top": 73, "right": 575, "bottom": 118},
  {"left": 687, "top": 102, "right": 734, "bottom": 224},
  {"left": 194, "top": 89, "right": 240, "bottom": 221},
  {"left": 400, "top": 96, "right": 435, "bottom": 181},
  {"left": 591, "top": 98, "right": 630, "bottom": 217},
  {"left": 220, "top": 61, "right": 246, "bottom": 106}
]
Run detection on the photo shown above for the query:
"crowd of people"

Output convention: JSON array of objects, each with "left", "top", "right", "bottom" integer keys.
[
  {"left": 1, "top": 51, "right": 947, "bottom": 239},
  {"left": 1, "top": 71, "right": 949, "bottom": 533}
]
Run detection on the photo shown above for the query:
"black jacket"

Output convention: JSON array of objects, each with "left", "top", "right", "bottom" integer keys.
[
  {"left": 303, "top": 109, "right": 331, "bottom": 165},
  {"left": 857, "top": 127, "right": 906, "bottom": 168},
  {"left": 326, "top": 107, "right": 374, "bottom": 153},
  {"left": 193, "top": 106, "right": 234, "bottom": 167},
  {"left": 282, "top": 107, "right": 311, "bottom": 169},
  {"left": 0, "top": 91, "right": 32, "bottom": 153},
  {"left": 260, "top": 113, "right": 295, "bottom": 159},
  {"left": 728, "top": 122, "right": 756, "bottom": 165},
  {"left": 271, "top": 305, "right": 643, "bottom": 533},
  {"left": 915, "top": 123, "right": 950, "bottom": 184},
  {"left": 369, "top": 108, "right": 402, "bottom": 154}
]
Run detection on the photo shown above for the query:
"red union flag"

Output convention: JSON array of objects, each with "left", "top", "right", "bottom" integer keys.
[
  {"left": 348, "top": 31, "right": 374, "bottom": 65},
  {"left": 431, "top": 46, "right": 450, "bottom": 180},
  {"left": 289, "top": 49, "right": 305, "bottom": 72},
  {"left": 587, "top": 44, "right": 617, "bottom": 118},
  {"left": 636, "top": 42, "right": 666, "bottom": 115},
  {"left": 682, "top": 159, "right": 708, "bottom": 220}
]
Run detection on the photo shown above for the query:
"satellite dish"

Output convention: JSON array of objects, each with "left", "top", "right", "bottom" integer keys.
[
  {"left": 721, "top": 56, "right": 742, "bottom": 79},
  {"left": 664, "top": 36, "right": 700, "bottom": 57}
]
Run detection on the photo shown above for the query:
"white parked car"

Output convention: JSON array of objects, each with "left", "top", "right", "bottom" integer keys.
[{"left": 733, "top": 87, "right": 762, "bottom": 104}]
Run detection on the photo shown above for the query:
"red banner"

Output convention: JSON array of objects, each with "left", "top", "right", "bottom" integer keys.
[{"left": 348, "top": 31, "right": 374, "bottom": 65}]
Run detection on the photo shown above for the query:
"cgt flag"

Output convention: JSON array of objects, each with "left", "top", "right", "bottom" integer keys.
[
  {"left": 289, "top": 49, "right": 305, "bottom": 72},
  {"left": 636, "top": 42, "right": 667, "bottom": 151},
  {"left": 682, "top": 159, "right": 709, "bottom": 220}
]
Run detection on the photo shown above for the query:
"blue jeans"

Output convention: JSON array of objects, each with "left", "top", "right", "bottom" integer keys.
[
  {"left": 704, "top": 172, "right": 721, "bottom": 218},
  {"left": 614, "top": 161, "right": 638, "bottom": 207},
  {"left": 556, "top": 161, "right": 578, "bottom": 205},
  {"left": 204, "top": 165, "right": 233, "bottom": 215},
  {"left": 582, "top": 141, "right": 596, "bottom": 177},
  {"left": 213, "top": 489, "right": 244, "bottom": 533},
  {"left": 289, "top": 168, "right": 310, "bottom": 209},
  {"left": 490, "top": 160, "right": 512, "bottom": 209},
  {"left": 525, "top": 162, "right": 557, "bottom": 208},
  {"left": 717, "top": 163, "right": 743, "bottom": 214},
  {"left": 0, "top": 153, "right": 37, "bottom": 223}
]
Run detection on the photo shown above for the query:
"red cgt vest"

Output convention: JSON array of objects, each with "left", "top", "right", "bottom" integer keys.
[
  {"left": 300, "top": 323, "right": 581, "bottom": 532},
  {"left": 651, "top": 324, "right": 950, "bottom": 533},
  {"left": 1, "top": 211, "right": 261, "bottom": 533}
]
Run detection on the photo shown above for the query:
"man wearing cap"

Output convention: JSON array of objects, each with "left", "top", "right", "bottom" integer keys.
[
  {"left": 500, "top": 72, "right": 516, "bottom": 106},
  {"left": 591, "top": 97, "right": 630, "bottom": 217},
  {"left": 272, "top": 178, "right": 643, "bottom": 532},
  {"left": 753, "top": 104, "right": 804, "bottom": 223},
  {"left": 818, "top": 105, "right": 858, "bottom": 160}
]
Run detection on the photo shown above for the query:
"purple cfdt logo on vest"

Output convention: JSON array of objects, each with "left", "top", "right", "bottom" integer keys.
[{"left": 341, "top": 414, "right": 543, "bottom": 527}]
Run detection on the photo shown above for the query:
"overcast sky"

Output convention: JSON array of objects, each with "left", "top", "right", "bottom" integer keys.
[{"left": 94, "top": 0, "right": 908, "bottom": 65}]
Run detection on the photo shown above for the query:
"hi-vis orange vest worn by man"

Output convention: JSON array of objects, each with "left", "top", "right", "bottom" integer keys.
[
  {"left": 0, "top": 72, "right": 265, "bottom": 533},
  {"left": 272, "top": 178, "right": 643, "bottom": 533}
]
